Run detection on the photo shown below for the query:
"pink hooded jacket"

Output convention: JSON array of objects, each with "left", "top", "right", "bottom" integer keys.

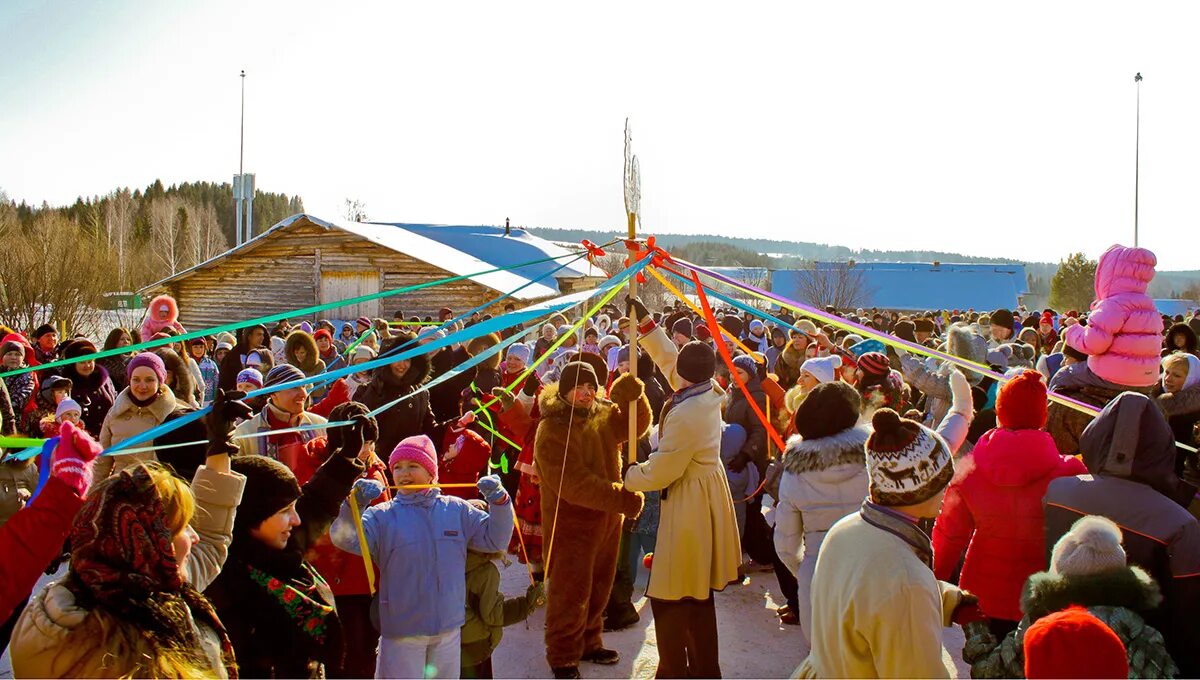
[{"left": 1063, "top": 245, "right": 1163, "bottom": 387}]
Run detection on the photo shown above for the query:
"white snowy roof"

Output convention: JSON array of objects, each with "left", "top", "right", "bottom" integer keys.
[{"left": 142, "top": 214, "right": 600, "bottom": 300}]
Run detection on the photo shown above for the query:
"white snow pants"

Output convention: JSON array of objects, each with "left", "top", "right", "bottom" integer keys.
[{"left": 376, "top": 629, "right": 461, "bottom": 679}]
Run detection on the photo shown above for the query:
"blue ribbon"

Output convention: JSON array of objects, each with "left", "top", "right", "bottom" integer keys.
[
  {"left": 27, "top": 437, "right": 60, "bottom": 502},
  {"left": 103, "top": 258, "right": 647, "bottom": 456}
]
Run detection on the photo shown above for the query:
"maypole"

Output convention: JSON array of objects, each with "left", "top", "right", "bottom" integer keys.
[{"left": 623, "top": 119, "right": 641, "bottom": 465}]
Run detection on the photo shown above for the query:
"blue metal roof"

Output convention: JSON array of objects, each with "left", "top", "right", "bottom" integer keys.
[
  {"left": 1155, "top": 299, "right": 1197, "bottom": 317},
  {"left": 770, "top": 262, "right": 1026, "bottom": 311}
]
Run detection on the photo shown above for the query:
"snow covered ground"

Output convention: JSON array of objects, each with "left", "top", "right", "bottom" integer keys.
[{"left": 0, "top": 559, "right": 970, "bottom": 679}]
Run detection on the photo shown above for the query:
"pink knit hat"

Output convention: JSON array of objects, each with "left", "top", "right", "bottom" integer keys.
[{"left": 388, "top": 435, "right": 439, "bottom": 482}]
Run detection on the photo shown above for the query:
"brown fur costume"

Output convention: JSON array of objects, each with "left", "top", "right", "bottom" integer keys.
[{"left": 535, "top": 372, "right": 650, "bottom": 669}]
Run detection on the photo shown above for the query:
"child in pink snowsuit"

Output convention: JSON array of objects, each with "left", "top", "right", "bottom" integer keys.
[{"left": 1057, "top": 245, "right": 1164, "bottom": 389}]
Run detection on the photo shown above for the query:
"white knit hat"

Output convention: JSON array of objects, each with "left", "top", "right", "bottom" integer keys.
[
  {"left": 800, "top": 355, "right": 843, "bottom": 385},
  {"left": 1051, "top": 515, "right": 1127, "bottom": 576}
]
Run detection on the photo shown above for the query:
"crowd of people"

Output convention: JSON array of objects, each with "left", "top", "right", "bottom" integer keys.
[{"left": 0, "top": 242, "right": 1198, "bottom": 678}]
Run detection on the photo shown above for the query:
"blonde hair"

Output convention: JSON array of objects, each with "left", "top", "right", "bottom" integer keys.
[
  {"left": 57, "top": 464, "right": 213, "bottom": 678},
  {"left": 1163, "top": 353, "right": 1191, "bottom": 376}
]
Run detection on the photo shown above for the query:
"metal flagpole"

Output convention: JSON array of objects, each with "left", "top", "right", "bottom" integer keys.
[{"left": 1134, "top": 72, "right": 1142, "bottom": 247}]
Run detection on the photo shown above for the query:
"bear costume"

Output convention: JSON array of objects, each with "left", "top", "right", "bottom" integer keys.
[{"left": 534, "top": 363, "right": 649, "bottom": 674}]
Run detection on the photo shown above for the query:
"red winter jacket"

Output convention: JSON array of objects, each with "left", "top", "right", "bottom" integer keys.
[
  {"left": 932, "top": 427, "right": 1086, "bottom": 621},
  {"left": 438, "top": 426, "right": 492, "bottom": 500},
  {"left": 0, "top": 477, "right": 84, "bottom": 621}
]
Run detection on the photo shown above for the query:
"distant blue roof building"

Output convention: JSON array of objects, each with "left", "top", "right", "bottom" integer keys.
[
  {"left": 769, "top": 262, "right": 1028, "bottom": 312},
  {"left": 1155, "top": 299, "right": 1197, "bottom": 317}
]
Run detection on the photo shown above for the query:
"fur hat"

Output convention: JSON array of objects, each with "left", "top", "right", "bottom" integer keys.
[
  {"left": 678, "top": 341, "right": 716, "bottom": 384},
  {"left": 800, "top": 355, "right": 842, "bottom": 385},
  {"left": 695, "top": 323, "right": 713, "bottom": 342},
  {"left": 33, "top": 324, "right": 56, "bottom": 340},
  {"left": 948, "top": 324, "right": 989, "bottom": 385},
  {"left": 1024, "top": 606, "right": 1128, "bottom": 679},
  {"left": 1050, "top": 515, "right": 1127, "bottom": 577},
  {"left": 914, "top": 318, "right": 935, "bottom": 334},
  {"left": 996, "top": 370, "right": 1048, "bottom": 430},
  {"left": 389, "top": 435, "right": 439, "bottom": 482},
  {"left": 558, "top": 360, "right": 598, "bottom": 392},
  {"left": 598, "top": 334, "right": 621, "bottom": 352},
  {"left": 63, "top": 339, "right": 97, "bottom": 359},
  {"left": 231, "top": 456, "right": 302, "bottom": 534},
  {"left": 794, "top": 382, "right": 861, "bottom": 440},
  {"left": 865, "top": 408, "right": 954, "bottom": 506}
]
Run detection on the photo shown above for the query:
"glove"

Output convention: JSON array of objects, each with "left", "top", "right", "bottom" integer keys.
[
  {"left": 52, "top": 421, "right": 103, "bottom": 496},
  {"left": 727, "top": 452, "right": 749, "bottom": 474},
  {"left": 951, "top": 590, "right": 988, "bottom": 627},
  {"left": 526, "top": 582, "right": 547, "bottom": 611},
  {"left": 205, "top": 389, "right": 253, "bottom": 456},
  {"left": 336, "top": 415, "right": 371, "bottom": 460},
  {"left": 491, "top": 386, "right": 515, "bottom": 410},
  {"left": 521, "top": 375, "right": 539, "bottom": 397},
  {"left": 457, "top": 411, "right": 476, "bottom": 427},
  {"left": 625, "top": 295, "right": 650, "bottom": 323},
  {"left": 477, "top": 474, "right": 509, "bottom": 505},
  {"left": 350, "top": 478, "right": 385, "bottom": 507}
]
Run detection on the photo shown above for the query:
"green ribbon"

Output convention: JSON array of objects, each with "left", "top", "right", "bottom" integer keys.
[{"left": 0, "top": 249, "right": 585, "bottom": 380}]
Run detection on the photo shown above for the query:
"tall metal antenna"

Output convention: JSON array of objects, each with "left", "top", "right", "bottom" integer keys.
[{"left": 1134, "top": 72, "right": 1142, "bottom": 247}]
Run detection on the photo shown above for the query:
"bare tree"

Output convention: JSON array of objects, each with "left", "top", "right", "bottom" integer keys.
[
  {"left": 0, "top": 213, "right": 112, "bottom": 334},
  {"left": 104, "top": 189, "right": 136, "bottom": 290},
  {"left": 183, "top": 201, "right": 227, "bottom": 267},
  {"left": 793, "top": 260, "right": 873, "bottom": 312},
  {"left": 149, "top": 196, "right": 185, "bottom": 276},
  {"left": 344, "top": 198, "right": 368, "bottom": 222}
]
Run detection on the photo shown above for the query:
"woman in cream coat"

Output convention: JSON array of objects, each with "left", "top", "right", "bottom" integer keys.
[{"left": 624, "top": 298, "right": 741, "bottom": 679}]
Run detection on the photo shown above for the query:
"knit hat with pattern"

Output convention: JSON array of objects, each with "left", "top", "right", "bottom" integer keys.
[{"left": 865, "top": 408, "right": 954, "bottom": 505}]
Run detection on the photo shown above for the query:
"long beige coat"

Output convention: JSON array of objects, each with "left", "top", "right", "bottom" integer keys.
[
  {"left": 10, "top": 464, "right": 245, "bottom": 678},
  {"left": 624, "top": 325, "right": 742, "bottom": 601},
  {"left": 94, "top": 385, "right": 177, "bottom": 480}
]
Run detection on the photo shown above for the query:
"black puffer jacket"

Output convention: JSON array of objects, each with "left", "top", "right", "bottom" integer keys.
[
  {"left": 204, "top": 455, "right": 363, "bottom": 679},
  {"left": 1043, "top": 392, "right": 1200, "bottom": 677},
  {"left": 352, "top": 335, "right": 441, "bottom": 459}
]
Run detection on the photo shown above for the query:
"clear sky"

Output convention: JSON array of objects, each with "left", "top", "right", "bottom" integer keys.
[{"left": 3, "top": 1, "right": 1198, "bottom": 269}]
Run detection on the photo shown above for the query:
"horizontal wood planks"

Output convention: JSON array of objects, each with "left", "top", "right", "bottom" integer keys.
[{"left": 152, "top": 219, "right": 546, "bottom": 328}]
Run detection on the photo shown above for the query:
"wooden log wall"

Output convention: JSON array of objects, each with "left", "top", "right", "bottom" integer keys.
[{"left": 153, "top": 220, "right": 537, "bottom": 330}]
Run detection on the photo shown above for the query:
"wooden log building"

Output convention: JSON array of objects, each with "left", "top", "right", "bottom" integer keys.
[{"left": 139, "top": 214, "right": 604, "bottom": 329}]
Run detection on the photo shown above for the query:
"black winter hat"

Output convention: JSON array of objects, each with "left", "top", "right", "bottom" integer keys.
[
  {"left": 990, "top": 308, "right": 1014, "bottom": 330},
  {"left": 231, "top": 456, "right": 301, "bottom": 534},
  {"left": 671, "top": 317, "right": 693, "bottom": 339},
  {"left": 677, "top": 341, "right": 716, "bottom": 384},
  {"left": 33, "top": 324, "right": 56, "bottom": 339},
  {"left": 794, "top": 382, "right": 862, "bottom": 440},
  {"left": 558, "top": 360, "right": 598, "bottom": 392}
]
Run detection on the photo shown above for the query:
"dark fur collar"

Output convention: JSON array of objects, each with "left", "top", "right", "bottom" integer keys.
[
  {"left": 537, "top": 381, "right": 607, "bottom": 423},
  {"left": 1022, "top": 566, "right": 1161, "bottom": 620},
  {"left": 782, "top": 426, "right": 870, "bottom": 474}
]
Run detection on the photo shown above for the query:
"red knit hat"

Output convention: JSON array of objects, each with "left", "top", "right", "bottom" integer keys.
[
  {"left": 313, "top": 328, "right": 332, "bottom": 342},
  {"left": 858, "top": 351, "right": 890, "bottom": 378},
  {"left": 1024, "top": 606, "right": 1127, "bottom": 679},
  {"left": 996, "top": 370, "right": 1048, "bottom": 430},
  {"left": 1040, "top": 311, "right": 1054, "bottom": 325}
]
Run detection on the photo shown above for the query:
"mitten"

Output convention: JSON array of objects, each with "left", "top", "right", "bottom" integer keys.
[
  {"left": 521, "top": 375, "right": 539, "bottom": 397},
  {"left": 457, "top": 411, "right": 476, "bottom": 428},
  {"left": 622, "top": 490, "right": 645, "bottom": 518},
  {"left": 625, "top": 295, "right": 650, "bottom": 323},
  {"left": 336, "top": 415, "right": 372, "bottom": 460},
  {"left": 53, "top": 421, "right": 102, "bottom": 496},
  {"left": 526, "top": 582, "right": 546, "bottom": 611},
  {"left": 948, "top": 369, "right": 973, "bottom": 419},
  {"left": 350, "top": 478, "right": 385, "bottom": 507},
  {"left": 608, "top": 373, "right": 645, "bottom": 405},
  {"left": 477, "top": 474, "right": 509, "bottom": 505}
]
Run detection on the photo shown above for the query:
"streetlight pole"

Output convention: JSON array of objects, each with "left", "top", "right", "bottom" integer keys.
[{"left": 1134, "top": 72, "right": 1142, "bottom": 247}]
